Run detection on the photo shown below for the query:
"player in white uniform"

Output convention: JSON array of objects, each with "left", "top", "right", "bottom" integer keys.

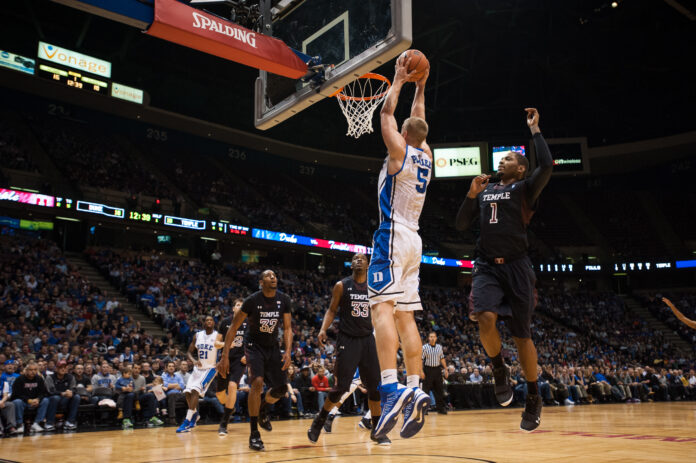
[
  {"left": 369, "top": 55, "right": 432, "bottom": 440},
  {"left": 176, "top": 315, "right": 223, "bottom": 433}
]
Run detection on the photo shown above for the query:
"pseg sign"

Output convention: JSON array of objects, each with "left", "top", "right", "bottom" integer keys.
[
  {"left": 433, "top": 146, "right": 482, "bottom": 178},
  {"left": 37, "top": 42, "right": 111, "bottom": 78}
]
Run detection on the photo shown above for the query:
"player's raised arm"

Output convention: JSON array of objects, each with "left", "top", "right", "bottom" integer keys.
[
  {"left": 663, "top": 297, "right": 696, "bottom": 330},
  {"left": 317, "top": 281, "right": 344, "bottom": 346},
  {"left": 525, "top": 108, "right": 553, "bottom": 203},
  {"left": 380, "top": 57, "right": 412, "bottom": 160},
  {"left": 410, "top": 68, "right": 429, "bottom": 121},
  {"left": 218, "top": 309, "right": 248, "bottom": 375}
]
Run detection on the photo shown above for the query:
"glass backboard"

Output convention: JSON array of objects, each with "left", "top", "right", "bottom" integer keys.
[{"left": 254, "top": 0, "right": 411, "bottom": 130}]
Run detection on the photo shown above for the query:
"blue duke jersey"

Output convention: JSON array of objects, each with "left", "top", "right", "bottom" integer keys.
[
  {"left": 195, "top": 329, "right": 220, "bottom": 369},
  {"left": 242, "top": 290, "right": 293, "bottom": 348},
  {"left": 337, "top": 277, "right": 372, "bottom": 337},
  {"left": 218, "top": 317, "right": 248, "bottom": 361},
  {"left": 377, "top": 145, "right": 432, "bottom": 230}
]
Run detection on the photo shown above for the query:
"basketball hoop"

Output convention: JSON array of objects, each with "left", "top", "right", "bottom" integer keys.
[{"left": 333, "top": 73, "right": 391, "bottom": 138}]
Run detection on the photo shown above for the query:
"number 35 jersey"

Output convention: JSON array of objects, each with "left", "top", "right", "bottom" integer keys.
[
  {"left": 242, "top": 290, "right": 293, "bottom": 348},
  {"left": 338, "top": 276, "right": 372, "bottom": 337}
]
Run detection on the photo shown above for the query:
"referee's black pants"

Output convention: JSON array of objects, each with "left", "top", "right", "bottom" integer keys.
[{"left": 422, "top": 366, "right": 446, "bottom": 412}]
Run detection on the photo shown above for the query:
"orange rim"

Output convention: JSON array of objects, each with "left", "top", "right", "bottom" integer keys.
[{"left": 331, "top": 73, "right": 391, "bottom": 101}]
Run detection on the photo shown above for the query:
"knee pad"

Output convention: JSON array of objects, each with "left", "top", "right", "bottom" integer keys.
[{"left": 269, "top": 386, "right": 286, "bottom": 399}]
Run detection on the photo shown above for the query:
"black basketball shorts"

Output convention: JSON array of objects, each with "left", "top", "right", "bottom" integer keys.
[
  {"left": 216, "top": 354, "right": 246, "bottom": 393},
  {"left": 468, "top": 256, "right": 537, "bottom": 338},
  {"left": 333, "top": 333, "right": 380, "bottom": 398},
  {"left": 245, "top": 342, "right": 285, "bottom": 390}
]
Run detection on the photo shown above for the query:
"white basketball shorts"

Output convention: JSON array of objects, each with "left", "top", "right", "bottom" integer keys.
[
  {"left": 184, "top": 367, "right": 217, "bottom": 395},
  {"left": 367, "top": 222, "right": 422, "bottom": 311}
]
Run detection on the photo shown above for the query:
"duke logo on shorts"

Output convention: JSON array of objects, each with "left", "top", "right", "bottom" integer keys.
[
  {"left": 184, "top": 329, "right": 219, "bottom": 395},
  {"left": 368, "top": 145, "right": 431, "bottom": 311}
]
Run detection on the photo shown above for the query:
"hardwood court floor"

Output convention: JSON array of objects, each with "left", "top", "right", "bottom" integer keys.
[{"left": 2, "top": 402, "right": 695, "bottom": 463}]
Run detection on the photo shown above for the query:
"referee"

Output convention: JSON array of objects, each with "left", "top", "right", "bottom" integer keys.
[{"left": 422, "top": 332, "right": 449, "bottom": 414}]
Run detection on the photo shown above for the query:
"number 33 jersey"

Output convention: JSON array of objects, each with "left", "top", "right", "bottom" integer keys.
[
  {"left": 338, "top": 276, "right": 372, "bottom": 337},
  {"left": 241, "top": 290, "right": 293, "bottom": 348}
]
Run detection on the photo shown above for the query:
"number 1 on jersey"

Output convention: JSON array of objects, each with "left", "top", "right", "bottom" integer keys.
[{"left": 489, "top": 202, "right": 499, "bottom": 224}]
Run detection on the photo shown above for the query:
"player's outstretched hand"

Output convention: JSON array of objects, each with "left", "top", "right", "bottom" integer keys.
[
  {"left": 525, "top": 107, "right": 540, "bottom": 134},
  {"left": 281, "top": 351, "right": 292, "bottom": 371},
  {"left": 467, "top": 174, "right": 491, "bottom": 198},
  {"left": 394, "top": 55, "right": 417, "bottom": 85}
]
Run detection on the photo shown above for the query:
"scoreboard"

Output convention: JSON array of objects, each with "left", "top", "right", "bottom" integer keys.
[{"left": 38, "top": 64, "right": 108, "bottom": 94}]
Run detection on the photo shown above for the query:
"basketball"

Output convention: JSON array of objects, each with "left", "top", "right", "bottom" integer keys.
[{"left": 400, "top": 49, "right": 429, "bottom": 81}]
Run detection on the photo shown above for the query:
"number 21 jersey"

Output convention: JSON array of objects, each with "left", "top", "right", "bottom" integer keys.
[{"left": 241, "top": 290, "right": 292, "bottom": 348}]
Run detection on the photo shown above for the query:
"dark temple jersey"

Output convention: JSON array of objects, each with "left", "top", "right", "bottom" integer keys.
[
  {"left": 241, "top": 290, "right": 292, "bottom": 348},
  {"left": 455, "top": 132, "right": 553, "bottom": 260},
  {"left": 337, "top": 276, "right": 373, "bottom": 337},
  {"left": 476, "top": 180, "right": 534, "bottom": 259},
  {"left": 218, "top": 316, "right": 248, "bottom": 360}
]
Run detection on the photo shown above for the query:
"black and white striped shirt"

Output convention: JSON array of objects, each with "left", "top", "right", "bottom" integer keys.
[{"left": 422, "top": 343, "right": 444, "bottom": 367}]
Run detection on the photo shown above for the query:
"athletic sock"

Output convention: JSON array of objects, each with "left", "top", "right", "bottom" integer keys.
[
  {"left": 407, "top": 375, "right": 420, "bottom": 388},
  {"left": 491, "top": 353, "right": 504, "bottom": 369},
  {"left": 527, "top": 381, "right": 539, "bottom": 395},
  {"left": 185, "top": 409, "right": 195, "bottom": 421},
  {"left": 364, "top": 409, "right": 372, "bottom": 419},
  {"left": 381, "top": 369, "right": 398, "bottom": 390},
  {"left": 250, "top": 416, "right": 258, "bottom": 433},
  {"left": 371, "top": 416, "right": 380, "bottom": 429},
  {"left": 221, "top": 407, "right": 233, "bottom": 425}
]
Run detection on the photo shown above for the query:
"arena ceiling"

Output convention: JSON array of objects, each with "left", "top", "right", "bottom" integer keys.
[{"left": 1, "top": 0, "right": 695, "bottom": 157}]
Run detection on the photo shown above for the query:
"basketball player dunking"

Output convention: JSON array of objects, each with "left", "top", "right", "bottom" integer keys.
[
  {"left": 307, "top": 253, "right": 387, "bottom": 445},
  {"left": 218, "top": 270, "right": 293, "bottom": 451},
  {"left": 369, "top": 56, "right": 432, "bottom": 440},
  {"left": 455, "top": 108, "right": 552, "bottom": 431}
]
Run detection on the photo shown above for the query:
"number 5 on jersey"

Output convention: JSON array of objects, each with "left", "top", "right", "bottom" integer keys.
[{"left": 416, "top": 167, "right": 429, "bottom": 193}]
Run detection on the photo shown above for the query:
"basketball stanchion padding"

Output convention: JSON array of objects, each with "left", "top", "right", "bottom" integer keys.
[{"left": 333, "top": 73, "right": 391, "bottom": 138}]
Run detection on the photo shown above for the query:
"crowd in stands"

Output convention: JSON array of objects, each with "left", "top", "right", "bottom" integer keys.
[
  {"left": 23, "top": 114, "right": 173, "bottom": 199},
  {"left": 0, "top": 118, "right": 39, "bottom": 172},
  {"left": 1, "top": 234, "right": 695, "bottom": 438}
]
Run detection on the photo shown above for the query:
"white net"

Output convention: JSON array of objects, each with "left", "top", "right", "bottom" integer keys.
[{"left": 335, "top": 74, "right": 390, "bottom": 138}]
